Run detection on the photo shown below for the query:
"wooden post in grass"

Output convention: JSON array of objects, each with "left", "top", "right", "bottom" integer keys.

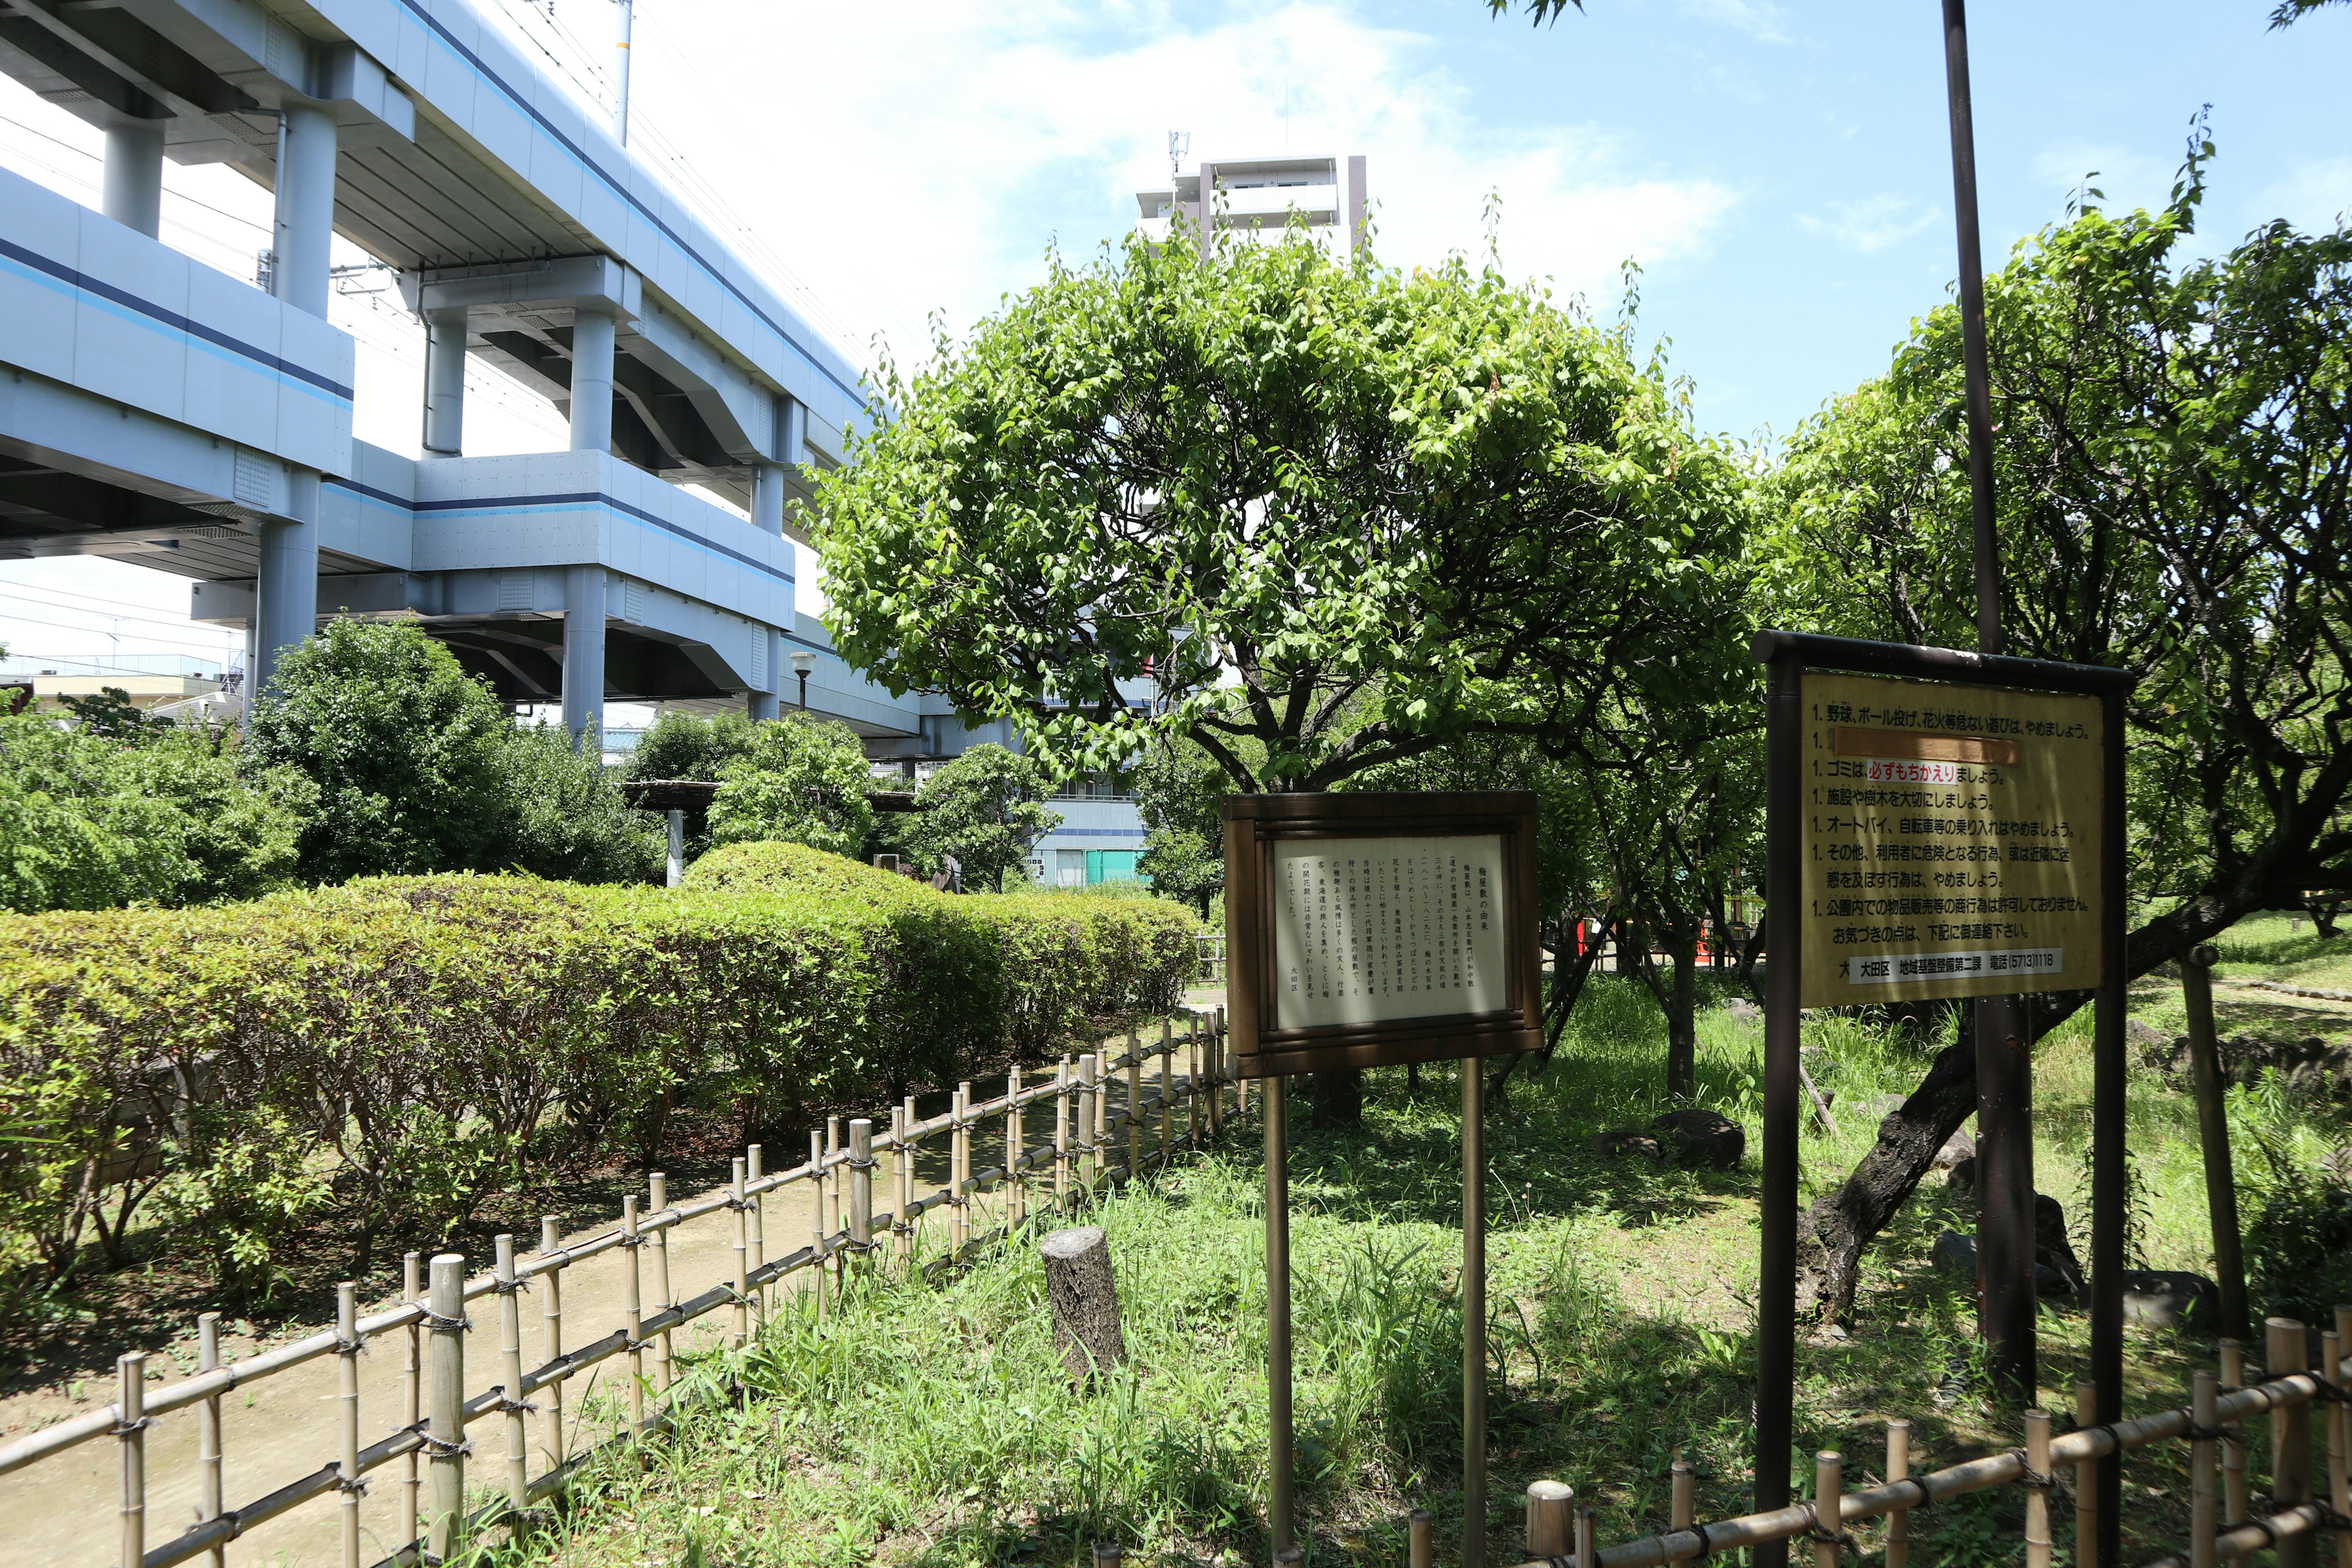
[
  {"left": 1008, "top": 1066, "right": 1027, "bottom": 1228},
  {"left": 2267, "top": 1319, "right": 2315, "bottom": 1568},
  {"left": 2023, "top": 1415, "right": 2052, "bottom": 1568},
  {"left": 2220, "top": 1340, "right": 2249, "bottom": 1526},
  {"left": 1186, "top": 1019, "right": 1202, "bottom": 1150},
  {"left": 1815, "top": 1450, "right": 1844, "bottom": 1568},
  {"left": 1526, "top": 1480, "right": 1572, "bottom": 1558},
  {"left": 403, "top": 1252, "right": 423, "bottom": 1547},
  {"left": 622, "top": 1197, "right": 646, "bottom": 1436},
  {"left": 1207, "top": 1014, "right": 1224, "bottom": 1139},
  {"left": 646, "top": 1177, "right": 674, "bottom": 1390},
  {"left": 952, "top": 1082, "right": 971, "bottom": 1252},
  {"left": 1042, "top": 1226, "right": 1125, "bottom": 1385},
  {"left": 1883, "top": 1423, "right": 1909, "bottom": 1568},
  {"left": 748, "top": 1144, "right": 768, "bottom": 1327},
  {"left": 2191, "top": 1370, "right": 2219, "bottom": 1568},
  {"left": 427, "top": 1253, "right": 467, "bottom": 1561},
  {"left": 539, "top": 1217, "right": 567, "bottom": 1463},
  {"left": 1125, "top": 1028, "right": 1142, "bottom": 1182},
  {"left": 895, "top": 1101, "right": 916, "bottom": 1262},
  {"left": 1054, "top": 1058, "right": 1072, "bottom": 1208},
  {"left": 1077, "top": 1054, "right": 1099, "bottom": 1194},
  {"left": 1093, "top": 1050, "right": 1110, "bottom": 1182},
  {"left": 808, "top": 1134, "right": 828, "bottom": 1320},
  {"left": 2075, "top": 1381, "right": 2098, "bottom": 1568},
  {"left": 825, "top": 1115, "right": 843, "bottom": 1292},
  {"left": 1409, "top": 1507, "right": 1434, "bottom": 1568},
  {"left": 2182, "top": 945, "right": 2250, "bottom": 1341},
  {"left": 1158, "top": 1019, "right": 1174, "bottom": 1167},
  {"left": 197, "top": 1313, "right": 225, "bottom": 1568},
  {"left": 2328, "top": 1314, "right": 2350, "bottom": 1567},
  {"left": 848, "top": 1117, "right": 874, "bottom": 1271},
  {"left": 1574, "top": 1506, "right": 1597, "bottom": 1568},
  {"left": 492, "top": 1240, "right": 527, "bottom": 1531},
  {"left": 116, "top": 1351, "right": 145, "bottom": 1568},
  {"left": 730, "top": 1157, "right": 750, "bottom": 1346}
]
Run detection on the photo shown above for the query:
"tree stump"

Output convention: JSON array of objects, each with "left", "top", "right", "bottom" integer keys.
[{"left": 1041, "top": 1226, "right": 1125, "bottom": 1385}]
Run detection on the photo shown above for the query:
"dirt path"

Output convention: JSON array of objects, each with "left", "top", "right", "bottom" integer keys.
[{"left": 2, "top": 1050, "right": 1203, "bottom": 1567}]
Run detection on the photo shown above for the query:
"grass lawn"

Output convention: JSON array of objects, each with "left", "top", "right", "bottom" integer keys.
[{"left": 486, "top": 951, "right": 2352, "bottom": 1568}]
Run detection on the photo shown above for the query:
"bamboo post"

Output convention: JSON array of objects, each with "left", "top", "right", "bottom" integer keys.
[
  {"left": 2222, "top": 1338, "right": 2249, "bottom": 1526},
  {"left": 825, "top": 1115, "right": 843, "bottom": 1292},
  {"left": 622, "top": 1196, "right": 646, "bottom": 1438},
  {"left": 952, "top": 1082, "right": 971, "bottom": 1252},
  {"left": 1158, "top": 1019, "right": 1174, "bottom": 1168},
  {"left": 403, "top": 1251, "right": 423, "bottom": 1548},
  {"left": 493, "top": 1237, "right": 529, "bottom": 1528},
  {"left": 1077, "top": 1054, "right": 1099, "bottom": 1195},
  {"left": 2268, "top": 1317, "right": 2316, "bottom": 1568},
  {"left": 1054, "top": 1058, "right": 1072, "bottom": 1207},
  {"left": 1883, "top": 1421, "right": 1908, "bottom": 1568},
  {"left": 1093, "top": 1050, "right": 1110, "bottom": 1183},
  {"left": 902, "top": 1093, "right": 919, "bottom": 1254},
  {"left": 1672, "top": 1457, "right": 1697, "bottom": 1536},
  {"left": 1125, "top": 1028, "right": 1142, "bottom": 1183},
  {"left": 1207, "top": 1019, "right": 1223, "bottom": 1140},
  {"left": 427, "top": 1253, "right": 466, "bottom": 1562},
  {"left": 2192, "top": 1369, "right": 2219, "bottom": 1568},
  {"left": 647, "top": 1175, "right": 674, "bottom": 1392},
  {"left": 116, "top": 1351, "right": 145, "bottom": 1568},
  {"left": 1814, "top": 1450, "right": 1844, "bottom": 1568},
  {"left": 731, "top": 1156, "right": 750, "bottom": 1346},
  {"left": 1093, "top": 1544, "right": 1123, "bottom": 1568},
  {"left": 539, "top": 1216, "right": 567, "bottom": 1466},
  {"left": 2075, "top": 1381, "right": 2098, "bottom": 1568},
  {"left": 1527, "top": 1479, "right": 1572, "bottom": 1558},
  {"left": 1186, "top": 1019, "right": 1202, "bottom": 1150},
  {"left": 1574, "top": 1506, "right": 1598, "bottom": 1568},
  {"left": 894, "top": 1102, "right": 914, "bottom": 1263},
  {"left": 1409, "top": 1507, "right": 1434, "bottom": 1568},
  {"left": 197, "top": 1311, "right": 224, "bottom": 1568},
  {"left": 2023, "top": 1414, "right": 2051, "bottom": 1568},
  {"left": 808, "top": 1132, "right": 828, "bottom": 1320},
  {"left": 2328, "top": 1314, "right": 2350, "bottom": 1568},
  {"left": 1008, "top": 1066, "right": 1026, "bottom": 1228},
  {"left": 848, "top": 1117, "right": 874, "bottom": 1273},
  {"left": 338, "top": 1281, "right": 363, "bottom": 1567},
  {"left": 748, "top": 1144, "right": 768, "bottom": 1329}
]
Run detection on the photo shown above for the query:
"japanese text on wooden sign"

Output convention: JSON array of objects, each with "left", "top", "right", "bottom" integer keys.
[
  {"left": 1272, "top": 835, "right": 1508, "bottom": 1030},
  {"left": 1799, "top": 669, "right": 2103, "bottom": 1005}
]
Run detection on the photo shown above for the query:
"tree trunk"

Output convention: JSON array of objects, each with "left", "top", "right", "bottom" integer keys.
[
  {"left": 1664, "top": 929, "right": 1698, "bottom": 1099},
  {"left": 1041, "top": 1226, "right": 1126, "bottom": 1385},
  {"left": 1311, "top": 1067, "right": 1362, "bottom": 1128}
]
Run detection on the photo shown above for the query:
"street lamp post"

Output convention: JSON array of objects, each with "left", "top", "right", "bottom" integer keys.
[{"left": 790, "top": 650, "right": 816, "bottom": 711}]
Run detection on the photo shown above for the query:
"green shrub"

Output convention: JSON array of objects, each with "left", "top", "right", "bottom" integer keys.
[
  {"left": 0, "top": 848, "right": 1197, "bottom": 1294},
  {"left": 895, "top": 744, "right": 1060, "bottom": 888},
  {"left": 496, "top": 721, "right": 665, "bottom": 884},
  {"left": 0, "top": 714, "right": 308, "bottom": 912},
  {"left": 708, "top": 715, "right": 876, "bottom": 857}
]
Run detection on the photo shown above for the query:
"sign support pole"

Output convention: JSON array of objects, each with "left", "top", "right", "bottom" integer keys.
[
  {"left": 1755, "top": 647, "right": 1803, "bottom": 1568},
  {"left": 1264, "top": 1074, "right": 1295, "bottom": 1556},
  {"left": 1463, "top": 1061, "right": 1487, "bottom": 1568},
  {"left": 2091, "top": 688, "right": 2128, "bottom": 1564}
]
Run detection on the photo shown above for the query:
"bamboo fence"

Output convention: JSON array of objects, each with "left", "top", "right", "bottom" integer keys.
[
  {"left": 1493, "top": 1309, "right": 2352, "bottom": 1568},
  {"left": 0, "top": 1007, "right": 1236, "bottom": 1568}
]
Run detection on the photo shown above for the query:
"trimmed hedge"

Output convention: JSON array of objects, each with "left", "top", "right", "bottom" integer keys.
[{"left": 0, "top": 847, "right": 1197, "bottom": 1293}]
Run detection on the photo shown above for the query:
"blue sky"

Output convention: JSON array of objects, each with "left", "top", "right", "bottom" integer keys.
[
  {"left": 621, "top": 0, "right": 2347, "bottom": 447},
  {"left": 0, "top": 0, "right": 2345, "bottom": 665}
]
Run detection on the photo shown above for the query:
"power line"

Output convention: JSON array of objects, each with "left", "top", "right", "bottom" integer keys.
[{"left": 0, "top": 594, "right": 243, "bottom": 640}]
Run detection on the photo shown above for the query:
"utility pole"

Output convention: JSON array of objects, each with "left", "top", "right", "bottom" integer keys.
[
  {"left": 1940, "top": 0, "right": 2036, "bottom": 1408},
  {"left": 612, "top": 0, "right": 634, "bottom": 147}
]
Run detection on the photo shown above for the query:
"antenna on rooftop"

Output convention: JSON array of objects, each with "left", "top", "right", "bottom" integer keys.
[{"left": 1168, "top": 130, "right": 1190, "bottom": 183}]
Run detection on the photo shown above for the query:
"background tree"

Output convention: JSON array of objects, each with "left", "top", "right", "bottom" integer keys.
[
  {"left": 625, "top": 709, "right": 753, "bottom": 782},
  {"left": 1133, "top": 736, "right": 1231, "bottom": 916},
  {"left": 495, "top": 722, "right": 665, "bottom": 884},
  {"left": 1767, "top": 144, "right": 2352, "bottom": 1318},
  {"left": 243, "top": 620, "right": 513, "bottom": 883},
  {"left": 708, "top": 714, "right": 877, "bottom": 858},
  {"left": 898, "top": 743, "right": 1061, "bottom": 889}
]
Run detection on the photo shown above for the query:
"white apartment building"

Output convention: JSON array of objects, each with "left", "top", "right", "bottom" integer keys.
[{"left": 1135, "top": 154, "right": 1368, "bottom": 255}]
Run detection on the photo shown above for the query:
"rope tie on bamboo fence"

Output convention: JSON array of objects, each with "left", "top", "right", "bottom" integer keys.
[
  {"left": 414, "top": 1430, "right": 472, "bottom": 1460},
  {"left": 2005, "top": 1447, "right": 2057, "bottom": 1491},
  {"left": 1802, "top": 1501, "right": 1860, "bottom": 1556},
  {"left": 488, "top": 1385, "right": 538, "bottom": 1415},
  {"left": 110, "top": 1413, "right": 155, "bottom": 1436},
  {"left": 417, "top": 1307, "right": 472, "bottom": 1333},
  {"left": 614, "top": 1231, "right": 647, "bottom": 1248},
  {"left": 2184, "top": 1422, "right": 2248, "bottom": 1444}
]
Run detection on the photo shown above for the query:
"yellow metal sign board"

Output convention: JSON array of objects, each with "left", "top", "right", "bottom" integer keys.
[{"left": 1798, "top": 668, "right": 2104, "bottom": 1005}]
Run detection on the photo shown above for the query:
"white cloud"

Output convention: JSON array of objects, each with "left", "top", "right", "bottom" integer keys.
[
  {"left": 1798, "top": 194, "right": 1937, "bottom": 255},
  {"left": 596, "top": 0, "right": 1738, "bottom": 373},
  {"left": 2253, "top": 156, "right": 2352, "bottom": 234},
  {"left": 1674, "top": 0, "right": 1789, "bottom": 44},
  {"left": 2029, "top": 138, "right": 2172, "bottom": 213}
]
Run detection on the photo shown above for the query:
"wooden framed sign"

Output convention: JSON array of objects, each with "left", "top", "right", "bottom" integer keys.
[{"left": 1222, "top": 791, "right": 1543, "bottom": 1077}]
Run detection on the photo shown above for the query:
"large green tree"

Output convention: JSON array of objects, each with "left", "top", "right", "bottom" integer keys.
[
  {"left": 1769, "top": 145, "right": 2352, "bottom": 1318},
  {"left": 898, "top": 744, "right": 1061, "bottom": 889},
  {"left": 809, "top": 227, "right": 1750, "bottom": 800},
  {"left": 708, "top": 714, "right": 877, "bottom": 859}
]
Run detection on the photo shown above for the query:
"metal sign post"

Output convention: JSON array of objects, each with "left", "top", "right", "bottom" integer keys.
[
  {"left": 1223, "top": 792, "right": 1543, "bottom": 1564},
  {"left": 1751, "top": 632, "right": 2131, "bottom": 1568}
]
